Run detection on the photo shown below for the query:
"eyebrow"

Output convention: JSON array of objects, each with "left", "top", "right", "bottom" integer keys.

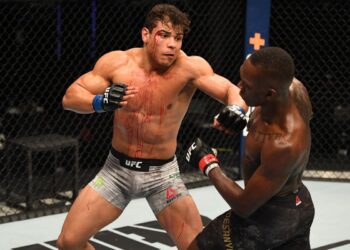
[{"left": 158, "top": 29, "right": 184, "bottom": 36}]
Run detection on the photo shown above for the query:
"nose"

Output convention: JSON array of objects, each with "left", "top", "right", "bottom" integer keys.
[{"left": 167, "top": 37, "right": 176, "bottom": 49}]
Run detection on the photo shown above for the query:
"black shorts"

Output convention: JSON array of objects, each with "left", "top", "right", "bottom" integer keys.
[{"left": 196, "top": 183, "right": 315, "bottom": 250}]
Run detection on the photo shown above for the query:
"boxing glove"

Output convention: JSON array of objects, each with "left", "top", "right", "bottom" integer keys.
[
  {"left": 216, "top": 105, "right": 247, "bottom": 133},
  {"left": 92, "top": 83, "right": 127, "bottom": 112},
  {"left": 186, "top": 138, "right": 220, "bottom": 176}
]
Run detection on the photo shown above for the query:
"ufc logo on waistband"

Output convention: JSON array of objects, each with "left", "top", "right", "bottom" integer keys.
[{"left": 125, "top": 160, "right": 143, "bottom": 168}]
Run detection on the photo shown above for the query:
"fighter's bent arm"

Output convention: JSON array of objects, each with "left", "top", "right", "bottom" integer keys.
[
  {"left": 62, "top": 51, "right": 137, "bottom": 114},
  {"left": 62, "top": 73, "right": 111, "bottom": 114},
  {"left": 208, "top": 142, "right": 296, "bottom": 218}
]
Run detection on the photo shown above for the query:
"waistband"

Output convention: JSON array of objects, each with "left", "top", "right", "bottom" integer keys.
[
  {"left": 267, "top": 183, "right": 311, "bottom": 207},
  {"left": 110, "top": 147, "right": 175, "bottom": 172}
]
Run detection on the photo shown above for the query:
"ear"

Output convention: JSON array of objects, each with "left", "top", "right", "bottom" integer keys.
[
  {"left": 141, "top": 27, "right": 150, "bottom": 44},
  {"left": 266, "top": 88, "right": 277, "bottom": 100}
]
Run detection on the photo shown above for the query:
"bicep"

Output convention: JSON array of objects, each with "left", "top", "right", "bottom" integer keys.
[
  {"left": 196, "top": 73, "right": 233, "bottom": 102},
  {"left": 66, "top": 51, "right": 124, "bottom": 96},
  {"left": 241, "top": 146, "right": 294, "bottom": 212},
  {"left": 191, "top": 59, "right": 233, "bottom": 103},
  {"left": 70, "top": 71, "right": 110, "bottom": 95}
]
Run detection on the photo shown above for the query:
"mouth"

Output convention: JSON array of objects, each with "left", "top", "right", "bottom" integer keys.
[{"left": 163, "top": 53, "right": 175, "bottom": 58}]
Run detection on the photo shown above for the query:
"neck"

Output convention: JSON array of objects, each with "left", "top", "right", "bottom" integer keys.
[
  {"left": 261, "top": 92, "right": 291, "bottom": 124},
  {"left": 141, "top": 48, "right": 172, "bottom": 74}
]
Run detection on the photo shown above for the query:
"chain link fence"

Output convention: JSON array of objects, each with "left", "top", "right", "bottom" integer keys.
[
  {"left": 0, "top": 0, "right": 349, "bottom": 223},
  {"left": 0, "top": 0, "right": 245, "bottom": 222},
  {"left": 270, "top": 0, "right": 350, "bottom": 180}
]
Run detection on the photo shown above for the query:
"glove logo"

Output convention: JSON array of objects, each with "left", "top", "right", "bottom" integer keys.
[
  {"left": 103, "top": 87, "right": 110, "bottom": 104},
  {"left": 186, "top": 142, "right": 197, "bottom": 162}
]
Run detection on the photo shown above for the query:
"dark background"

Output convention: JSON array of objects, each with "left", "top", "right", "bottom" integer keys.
[{"left": 0, "top": 0, "right": 349, "bottom": 222}]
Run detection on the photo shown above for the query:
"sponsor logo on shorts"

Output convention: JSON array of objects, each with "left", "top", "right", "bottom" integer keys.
[
  {"left": 166, "top": 187, "right": 181, "bottom": 204},
  {"left": 222, "top": 210, "right": 234, "bottom": 250},
  {"left": 296, "top": 195, "right": 302, "bottom": 206},
  {"left": 169, "top": 173, "right": 180, "bottom": 179},
  {"left": 92, "top": 176, "right": 105, "bottom": 188}
]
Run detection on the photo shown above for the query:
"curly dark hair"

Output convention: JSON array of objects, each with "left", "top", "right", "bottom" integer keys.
[{"left": 144, "top": 4, "right": 191, "bottom": 34}]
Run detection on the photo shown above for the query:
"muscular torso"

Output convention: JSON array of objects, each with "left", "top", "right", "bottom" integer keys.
[
  {"left": 243, "top": 79, "right": 313, "bottom": 196},
  {"left": 111, "top": 49, "right": 196, "bottom": 159}
]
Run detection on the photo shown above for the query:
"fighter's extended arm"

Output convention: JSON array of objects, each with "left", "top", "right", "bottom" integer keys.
[{"left": 189, "top": 56, "right": 248, "bottom": 134}]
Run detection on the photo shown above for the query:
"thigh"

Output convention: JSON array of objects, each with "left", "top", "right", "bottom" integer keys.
[
  {"left": 272, "top": 230, "right": 311, "bottom": 250},
  {"left": 195, "top": 210, "right": 233, "bottom": 250},
  {"left": 196, "top": 210, "right": 267, "bottom": 250},
  {"left": 156, "top": 195, "right": 203, "bottom": 250},
  {"left": 60, "top": 185, "right": 123, "bottom": 242}
]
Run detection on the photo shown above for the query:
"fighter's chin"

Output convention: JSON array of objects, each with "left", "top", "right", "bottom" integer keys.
[{"left": 158, "top": 59, "right": 176, "bottom": 68}]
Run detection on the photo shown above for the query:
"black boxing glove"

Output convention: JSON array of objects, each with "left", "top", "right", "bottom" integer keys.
[
  {"left": 216, "top": 105, "right": 247, "bottom": 133},
  {"left": 92, "top": 83, "right": 127, "bottom": 112},
  {"left": 186, "top": 138, "right": 220, "bottom": 176}
]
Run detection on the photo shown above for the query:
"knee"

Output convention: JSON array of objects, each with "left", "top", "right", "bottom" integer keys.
[{"left": 56, "top": 231, "right": 84, "bottom": 250}]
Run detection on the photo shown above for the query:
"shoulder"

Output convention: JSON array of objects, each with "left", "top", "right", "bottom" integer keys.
[
  {"left": 290, "top": 78, "right": 313, "bottom": 121},
  {"left": 290, "top": 78, "right": 311, "bottom": 99},
  {"left": 291, "top": 78, "right": 307, "bottom": 92},
  {"left": 95, "top": 50, "right": 129, "bottom": 69},
  {"left": 178, "top": 52, "right": 214, "bottom": 77},
  {"left": 91, "top": 50, "right": 131, "bottom": 78}
]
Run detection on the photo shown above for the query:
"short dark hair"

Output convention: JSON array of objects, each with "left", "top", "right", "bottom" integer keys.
[
  {"left": 249, "top": 47, "right": 295, "bottom": 85},
  {"left": 144, "top": 4, "right": 191, "bottom": 34}
]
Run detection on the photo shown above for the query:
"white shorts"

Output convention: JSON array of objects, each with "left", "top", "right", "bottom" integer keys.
[{"left": 89, "top": 149, "right": 189, "bottom": 215}]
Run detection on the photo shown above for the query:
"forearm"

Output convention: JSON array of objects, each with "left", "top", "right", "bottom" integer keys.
[
  {"left": 227, "top": 84, "right": 248, "bottom": 112},
  {"left": 208, "top": 167, "right": 251, "bottom": 217},
  {"left": 186, "top": 138, "right": 254, "bottom": 216}
]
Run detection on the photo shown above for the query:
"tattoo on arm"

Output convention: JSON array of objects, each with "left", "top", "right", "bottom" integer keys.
[{"left": 253, "top": 131, "right": 284, "bottom": 143}]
